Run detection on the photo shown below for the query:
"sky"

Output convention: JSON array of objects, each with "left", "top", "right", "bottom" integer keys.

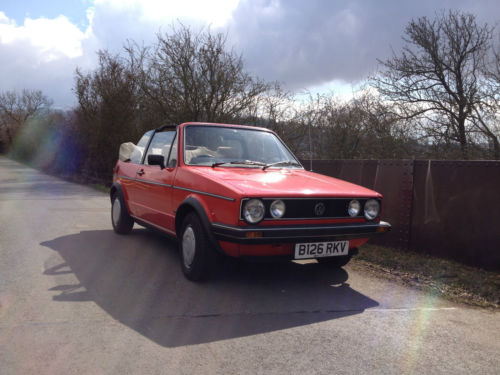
[{"left": 1, "top": 0, "right": 499, "bottom": 108}]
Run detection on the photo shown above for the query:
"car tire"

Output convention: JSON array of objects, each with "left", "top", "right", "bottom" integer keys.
[
  {"left": 179, "top": 212, "right": 216, "bottom": 281},
  {"left": 111, "top": 192, "right": 134, "bottom": 235},
  {"left": 316, "top": 255, "right": 352, "bottom": 268}
]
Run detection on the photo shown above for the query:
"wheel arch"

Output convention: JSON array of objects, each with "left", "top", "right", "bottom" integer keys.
[
  {"left": 175, "top": 197, "right": 223, "bottom": 254},
  {"left": 109, "top": 181, "right": 133, "bottom": 217},
  {"left": 109, "top": 181, "right": 123, "bottom": 202}
]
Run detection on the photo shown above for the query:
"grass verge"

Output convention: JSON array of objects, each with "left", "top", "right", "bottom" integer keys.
[
  {"left": 88, "top": 183, "right": 110, "bottom": 193},
  {"left": 350, "top": 245, "right": 499, "bottom": 309}
]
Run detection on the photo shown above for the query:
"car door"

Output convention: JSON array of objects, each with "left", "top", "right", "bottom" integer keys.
[
  {"left": 133, "top": 128, "right": 178, "bottom": 234},
  {"left": 117, "top": 130, "right": 153, "bottom": 216}
]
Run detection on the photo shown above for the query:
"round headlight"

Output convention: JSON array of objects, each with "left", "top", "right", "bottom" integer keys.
[
  {"left": 270, "top": 200, "right": 286, "bottom": 218},
  {"left": 348, "top": 199, "right": 361, "bottom": 217},
  {"left": 364, "top": 199, "right": 380, "bottom": 220},
  {"left": 243, "top": 199, "right": 265, "bottom": 224}
]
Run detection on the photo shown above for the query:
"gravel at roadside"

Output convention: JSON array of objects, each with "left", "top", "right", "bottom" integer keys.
[{"left": 350, "top": 245, "right": 499, "bottom": 309}]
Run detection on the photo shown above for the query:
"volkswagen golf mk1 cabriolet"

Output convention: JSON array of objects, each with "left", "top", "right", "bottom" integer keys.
[{"left": 110, "top": 122, "right": 391, "bottom": 281}]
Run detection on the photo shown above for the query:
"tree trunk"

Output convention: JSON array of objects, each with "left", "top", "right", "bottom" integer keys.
[
  {"left": 5, "top": 127, "right": 13, "bottom": 148},
  {"left": 491, "top": 136, "right": 500, "bottom": 160},
  {"left": 457, "top": 118, "right": 469, "bottom": 160}
]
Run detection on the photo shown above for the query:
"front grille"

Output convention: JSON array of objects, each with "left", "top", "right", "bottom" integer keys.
[{"left": 241, "top": 198, "right": 378, "bottom": 220}]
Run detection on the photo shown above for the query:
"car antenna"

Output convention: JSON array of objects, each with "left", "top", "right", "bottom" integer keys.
[{"left": 308, "top": 120, "right": 313, "bottom": 172}]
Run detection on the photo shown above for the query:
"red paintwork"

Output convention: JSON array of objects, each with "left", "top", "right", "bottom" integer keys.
[
  {"left": 189, "top": 166, "right": 381, "bottom": 198},
  {"left": 114, "top": 122, "right": 383, "bottom": 257}
]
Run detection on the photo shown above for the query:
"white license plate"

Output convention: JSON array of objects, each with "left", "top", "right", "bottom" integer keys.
[{"left": 294, "top": 241, "right": 349, "bottom": 259}]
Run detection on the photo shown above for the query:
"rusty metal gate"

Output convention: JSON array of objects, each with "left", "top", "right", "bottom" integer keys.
[{"left": 301, "top": 159, "right": 500, "bottom": 270}]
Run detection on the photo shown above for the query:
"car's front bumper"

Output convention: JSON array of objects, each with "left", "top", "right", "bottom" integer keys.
[{"left": 211, "top": 221, "right": 391, "bottom": 244}]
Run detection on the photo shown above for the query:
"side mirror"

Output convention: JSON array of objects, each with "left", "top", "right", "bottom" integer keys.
[{"left": 147, "top": 154, "right": 165, "bottom": 169}]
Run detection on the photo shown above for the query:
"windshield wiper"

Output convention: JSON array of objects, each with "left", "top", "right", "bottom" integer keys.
[
  {"left": 262, "top": 160, "right": 302, "bottom": 170},
  {"left": 211, "top": 160, "right": 267, "bottom": 168}
]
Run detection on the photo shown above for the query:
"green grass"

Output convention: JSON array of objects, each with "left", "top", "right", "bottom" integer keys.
[
  {"left": 88, "top": 183, "right": 110, "bottom": 193},
  {"left": 351, "top": 245, "right": 499, "bottom": 309}
]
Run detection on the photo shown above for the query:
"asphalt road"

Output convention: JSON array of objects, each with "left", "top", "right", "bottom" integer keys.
[{"left": 0, "top": 156, "right": 498, "bottom": 375}]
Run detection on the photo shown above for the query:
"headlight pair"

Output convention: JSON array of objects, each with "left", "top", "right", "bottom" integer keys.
[
  {"left": 348, "top": 199, "right": 380, "bottom": 220},
  {"left": 242, "top": 199, "right": 285, "bottom": 224},
  {"left": 242, "top": 198, "right": 380, "bottom": 224}
]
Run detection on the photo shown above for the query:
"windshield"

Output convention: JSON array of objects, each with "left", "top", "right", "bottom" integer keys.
[{"left": 183, "top": 125, "right": 302, "bottom": 169}]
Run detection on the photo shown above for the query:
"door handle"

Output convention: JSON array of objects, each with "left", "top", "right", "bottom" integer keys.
[{"left": 137, "top": 170, "right": 145, "bottom": 176}]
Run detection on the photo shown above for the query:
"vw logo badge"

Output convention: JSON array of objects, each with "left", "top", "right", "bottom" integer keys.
[{"left": 314, "top": 202, "right": 326, "bottom": 216}]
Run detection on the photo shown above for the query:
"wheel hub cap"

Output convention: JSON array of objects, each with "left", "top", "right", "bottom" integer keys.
[
  {"left": 112, "top": 198, "right": 121, "bottom": 225},
  {"left": 182, "top": 226, "right": 196, "bottom": 268}
]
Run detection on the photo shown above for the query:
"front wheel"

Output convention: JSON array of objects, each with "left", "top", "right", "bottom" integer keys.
[
  {"left": 179, "top": 213, "right": 216, "bottom": 281},
  {"left": 316, "top": 255, "right": 352, "bottom": 268}
]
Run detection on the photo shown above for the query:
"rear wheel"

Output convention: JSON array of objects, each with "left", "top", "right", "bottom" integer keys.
[
  {"left": 111, "top": 193, "right": 134, "bottom": 234},
  {"left": 316, "top": 255, "right": 352, "bottom": 268},
  {"left": 179, "top": 213, "right": 216, "bottom": 281}
]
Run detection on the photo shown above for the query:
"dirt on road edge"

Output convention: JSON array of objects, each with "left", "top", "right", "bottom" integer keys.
[{"left": 350, "top": 245, "right": 499, "bottom": 309}]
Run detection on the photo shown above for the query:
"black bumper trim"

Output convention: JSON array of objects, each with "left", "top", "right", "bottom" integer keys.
[
  {"left": 239, "top": 247, "right": 360, "bottom": 262},
  {"left": 211, "top": 221, "right": 391, "bottom": 244}
]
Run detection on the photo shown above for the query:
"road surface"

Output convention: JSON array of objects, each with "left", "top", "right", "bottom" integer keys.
[{"left": 0, "top": 156, "right": 498, "bottom": 374}]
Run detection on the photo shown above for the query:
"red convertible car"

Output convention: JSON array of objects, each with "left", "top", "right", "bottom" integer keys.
[{"left": 111, "top": 122, "right": 391, "bottom": 280}]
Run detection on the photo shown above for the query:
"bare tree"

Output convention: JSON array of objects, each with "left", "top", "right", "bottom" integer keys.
[
  {"left": 75, "top": 50, "right": 142, "bottom": 180},
  {"left": 301, "top": 93, "right": 414, "bottom": 160},
  {"left": 479, "top": 34, "right": 500, "bottom": 158},
  {"left": 72, "top": 25, "right": 275, "bottom": 183},
  {"left": 241, "top": 83, "right": 307, "bottom": 154},
  {"left": 0, "top": 89, "right": 52, "bottom": 147},
  {"left": 127, "top": 24, "right": 270, "bottom": 124},
  {"left": 371, "top": 11, "right": 495, "bottom": 159}
]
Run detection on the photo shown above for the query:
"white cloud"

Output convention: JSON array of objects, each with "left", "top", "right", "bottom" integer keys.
[
  {"left": 0, "top": 11, "right": 8, "bottom": 24},
  {"left": 0, "top": 12, "right": 87, "bottom": 62},
  {"left": 0, "top": 10, "right": 98, "bottom": 108},
  {"left": 0, "top": 1, "right": 241, "bottom": 107},
  {"left": 94, "top": 0, "right": 240, "bottom": 27},
  {"left": 227, "top": 0, "right": 500, "bottom": 90},
  {"left": 1, "top": 0, "right": 499, "bottom": 108}
]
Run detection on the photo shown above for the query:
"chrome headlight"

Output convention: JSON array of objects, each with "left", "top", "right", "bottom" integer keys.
[
  {"left": 243, "top": 199, "right": 265, "bottom": 224},
  {"left": 348, "top": 199, "right": 361, "bottom": 217},
  {"left": 270, "top": 199, "right": 286, "bottom": 218},
  {"left": 364, "top": 199, "right": 380, "bottom": 220}
]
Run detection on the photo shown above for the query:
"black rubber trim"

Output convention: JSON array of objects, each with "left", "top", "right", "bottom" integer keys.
[
  {"left": 211, "top": 221, "right": 391, "bottom": 244},
  {"left": 173, "top": 186, "right": 236, "bottom": 201},
  {"left": 156, "top": 124, "right": 178, "bottom": 132},
  {"left": 239, "top": 247, "right": 359, "bottom": 262},
  {"left": 132, "top": 216, "right": 176, "bottom": 237}
]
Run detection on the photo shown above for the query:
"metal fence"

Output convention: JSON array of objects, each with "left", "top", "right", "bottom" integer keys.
[{"left": 301, "top": 159, "right": 500, "bottom": 270}]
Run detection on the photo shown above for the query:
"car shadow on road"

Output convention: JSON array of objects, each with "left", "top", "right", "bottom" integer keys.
[{"left": 41, "top": 229, "right": 379, "bottom": 347}]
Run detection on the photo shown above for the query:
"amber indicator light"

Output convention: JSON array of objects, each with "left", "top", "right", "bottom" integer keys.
[{"left": 245, "top": 231, "right": 263, "bottom": 238}]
